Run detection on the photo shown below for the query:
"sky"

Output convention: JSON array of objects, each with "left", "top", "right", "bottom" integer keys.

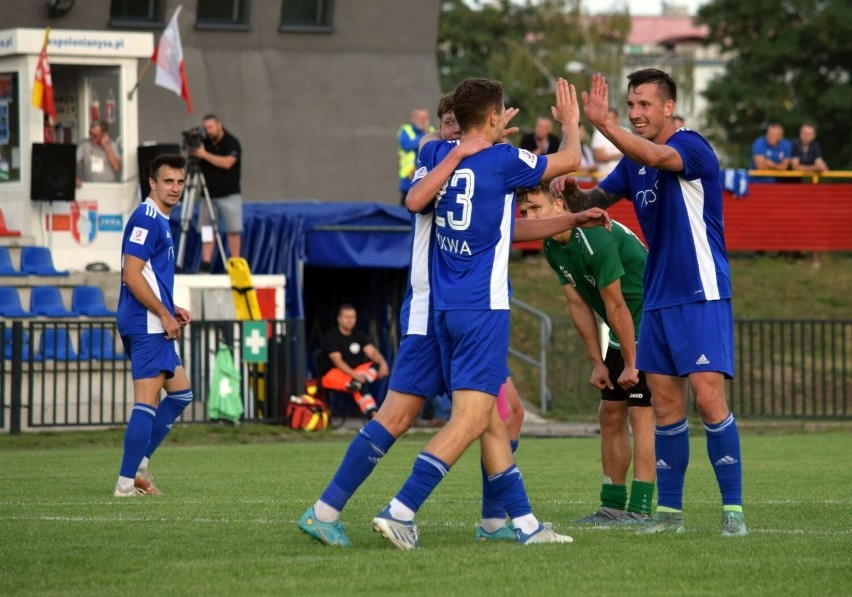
[{"left": 597, "top": 0, "right": 710, "bottom": 15}]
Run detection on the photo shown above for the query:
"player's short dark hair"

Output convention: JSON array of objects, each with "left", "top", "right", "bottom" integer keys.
[
  {"left": 451, "top": 78, "right": 504, "bottom": 131},
  {"left": 516, "top": 181, "right": 554, "bottom": 205},
  {"left": 627, "top": 68, "right": 677, "bottom": 103},
  {"left": 203, "top": 113, "right": 219, "bottom": 122},
  {"left": 338, "top": 303, "right": 356, "bottom": 316},
  {"left": 437, "top": 93, "right": 454, "bottom": 119},
  {"left": 149, "top": 154, "right": 186, "bottom": 180}
]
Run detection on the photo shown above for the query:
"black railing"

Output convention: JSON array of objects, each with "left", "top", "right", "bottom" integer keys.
[
  {"left": 526, "top": 318, "right": 851, "bottom": 420},
  {"left": 1, "top": 319, "right": 305, "bottom": 433}
]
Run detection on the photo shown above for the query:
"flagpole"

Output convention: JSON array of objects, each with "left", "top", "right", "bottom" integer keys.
[{"left": 127, "top": 57, "right": 154, "bottom": 101}]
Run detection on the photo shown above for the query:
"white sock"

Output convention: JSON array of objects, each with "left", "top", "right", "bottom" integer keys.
[
  {"left": 117, "top": 476, "right": 135, "bottom": 491},
  {"left": 138, "top": 457, "right": 150, "bottom": 472},
  {"left": 480, "top": 517, "right": 506, "bottom": 533},
  {"left": 312, "top": 500, "right": 340, "bottom": 523},
  {"left": 389, "top": 498, "right": 415, "bottom": 522},
  {"left": 511, "top": 513, "right": 540, "bottom": 535}
]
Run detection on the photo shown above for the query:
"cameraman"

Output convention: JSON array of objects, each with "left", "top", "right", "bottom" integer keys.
[{"left": 189, "top": 114, "right": 242, "bottom": 271}]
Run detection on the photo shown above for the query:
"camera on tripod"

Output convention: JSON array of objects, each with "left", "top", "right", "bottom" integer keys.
[{"left": 181, "top": 126, "right": 207, "bottom": 151}]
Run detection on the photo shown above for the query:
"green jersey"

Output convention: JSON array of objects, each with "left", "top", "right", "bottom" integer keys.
[{"left": 543, "top": 221, "right": 647, "bottom": 348}]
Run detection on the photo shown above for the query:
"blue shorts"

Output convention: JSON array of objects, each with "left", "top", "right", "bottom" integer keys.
[
  {"left": 435, "top": 310, "right": 509, "bottom": 396},
  {"left": 637, "top": 300, "right": 734, "bottom": 378},
  {"left": 388, "top": 334, "right": 446, "bottom": 398},
  {"left": 121, "top": 333, "right": 182, "bottom": 380}
]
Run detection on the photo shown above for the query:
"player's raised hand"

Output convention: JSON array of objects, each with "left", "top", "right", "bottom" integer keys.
[
  {"left": 551, "top": 78, "right": 579, "bottom": 130},
  {"left": 501, "top": 107, "right": 521, "bottom": 141},
  {"left": 550, "top": 174, "right": 578, "bottom": 198},
  {"left": 581, "top": 73, "right": 610, "bottom": 130}
]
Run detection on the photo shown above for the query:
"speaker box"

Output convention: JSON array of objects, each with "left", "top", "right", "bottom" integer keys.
[
  {"left": 31, "top": 143, "right": 76, "bottom": 201},
  {"left": 137, "top": 143, "right": 181, "bottom": 200}
]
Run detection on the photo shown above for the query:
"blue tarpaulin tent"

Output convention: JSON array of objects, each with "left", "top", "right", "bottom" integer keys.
[{"left": 170, "top": 201, "right": 413, "bottom": 407}]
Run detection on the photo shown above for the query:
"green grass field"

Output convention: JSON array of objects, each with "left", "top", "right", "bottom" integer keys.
[{"left": 1, "top": 428, "right": 848, "bottom": 596}]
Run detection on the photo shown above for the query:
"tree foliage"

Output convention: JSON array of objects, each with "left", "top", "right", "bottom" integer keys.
[
  {"left": 437, "top": 0, "right": 630, "bottom": 132},
  {"left": 697, "top": 0, "right": 852, "bottom": 168}
]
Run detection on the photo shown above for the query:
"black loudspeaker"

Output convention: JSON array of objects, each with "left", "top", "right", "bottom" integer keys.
[
  {"left": 31, "top": 143, "right": 76, "bottom": 201},
  {"left": 137, "top": 143, "right": 181, "bottom": 200}
]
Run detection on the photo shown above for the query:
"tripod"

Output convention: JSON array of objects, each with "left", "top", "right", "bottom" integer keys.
[{"left": 175, "top": 157, "right": 227, "bottom": 272}]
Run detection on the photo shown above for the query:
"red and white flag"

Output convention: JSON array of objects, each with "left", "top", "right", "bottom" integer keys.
[
  {"left": 31, "top": 28, "right": 57, "bottom": 122},
  {"left": 152, "top": 5, "right": 193, "bottom": 112}
]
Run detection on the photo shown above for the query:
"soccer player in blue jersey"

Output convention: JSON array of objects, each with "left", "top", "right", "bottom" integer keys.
[
  {"left": 298, "top": 93, "right": 597, "bottom": 547},
  {"left": 367, "top": 77, "right": 610, "bottom": 550},
  {"left": 112, "top": 153, "right": 194, "bottom": 497},
  {"left": 557, "top": 69, "right": 747, "bottom": 536}
]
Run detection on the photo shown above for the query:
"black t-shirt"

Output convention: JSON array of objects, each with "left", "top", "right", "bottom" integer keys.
[
  {"left": 791, "top": 139, "right": 823, "bottom": 166},
  {"left": 520, "top": 133, "right": 560, "bottom": 155},
  {"left": 200, "top": 130, "right": 241, "bottom": 197},
  {"left": 320, "top": 327, "right": 373, "bottom": 375}
]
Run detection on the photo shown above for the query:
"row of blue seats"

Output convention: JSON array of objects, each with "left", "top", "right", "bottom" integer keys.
[
  {"left": 3, "top": 328, "right": 125, "bottom": 361},
  {"left": 0, "top": 246, "right": 68, "bottom": 276},
  {"left": 0, "top": 285, "right": 116, "bottom": 318}
]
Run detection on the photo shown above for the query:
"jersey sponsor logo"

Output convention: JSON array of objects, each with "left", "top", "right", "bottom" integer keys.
[
  {"left": 436, "top": 230, "right": 472, "bottom": 256},
  {"left": 129, "top": 226, "right": 148, "bottom": 245},
  {"left": 517, "top": 148, "right": 538, "bottom": 168},
  {"left": 635, "top": 188, "right": 657, "bottom": 207},
  {"left": 695, "top": 354, "right": 710, "bottom": 365},
  {"left": 412, "top": 166, "right": 427, "bottom": 182}
]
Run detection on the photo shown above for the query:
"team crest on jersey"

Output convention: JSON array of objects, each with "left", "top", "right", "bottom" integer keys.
[
  {"left": 584, "top": 274, "right": 596, "bottom": 286},
  {"left": 517, "top": 149, "right": 538, "bottom": 168},
  {"left": 130, "top": 226, "right": 148, "bottom": 245},
  {"left": 412, "top": 166, "right": 427, "bottom": 182},
  {"left": 70, "top": 200, "right": 98, "bottom": 246},
  {"left": 559, "top": 267, "right": 576, "bottom": 287}
]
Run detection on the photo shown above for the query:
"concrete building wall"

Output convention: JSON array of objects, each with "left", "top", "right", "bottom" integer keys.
[{"left": 5, "top": 0, "right": 441, "bottom": 204}]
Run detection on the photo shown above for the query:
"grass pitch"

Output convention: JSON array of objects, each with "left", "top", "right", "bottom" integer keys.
[{"left": 0, "top": 429, "right": 848, "bottom": 596}]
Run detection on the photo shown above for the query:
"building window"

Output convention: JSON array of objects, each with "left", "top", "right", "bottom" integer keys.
[
  {"left": 197, "top": 0, "right": 251, "bottom": 31},
  {"left": 280, "top": 0, "right": 334, "bottom": 32},
  {"left": 109, "top": 0, "right": 164, "bottom": 28}
]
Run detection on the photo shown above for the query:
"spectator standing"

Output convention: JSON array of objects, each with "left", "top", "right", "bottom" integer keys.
[
  {"left": 750, "top": 122, "right": 791, "bottom": 182},
  {"left": 397, "top": 107, "right": 433, "bottom": 204},
  {"left": 591, "top": 108, "right": 626, "bottom": 177},
  {"left": 189, "top": 114, "right": 242, "bottom": 271},
  {"left": 76, "top": 120, "right": 121, "bottom": 184},
  {"left": 791, "top": 122, "right": 829, "bottom": 267},
  {"left": 520, "top": 116, "right": 560, "bottom": 155}
]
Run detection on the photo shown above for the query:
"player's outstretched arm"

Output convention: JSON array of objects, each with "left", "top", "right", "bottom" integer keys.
[
  {"left": 404, "top": 135, "right": 490, "bottom": 213},
  {"left": 555, "top": 174, "right": 622, "bottom": 213},
  {"left": 542, "top": 79, "right": 581, "bottom": 180}
]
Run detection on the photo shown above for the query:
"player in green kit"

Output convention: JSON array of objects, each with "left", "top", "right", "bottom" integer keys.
[{"left": 518, "top": 182, "right": 656, "bottom": 524}]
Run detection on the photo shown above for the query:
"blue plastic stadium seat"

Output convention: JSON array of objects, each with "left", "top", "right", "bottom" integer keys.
[
  {"left": 30, "top": 286, "right": 77, "bottom": 317},
  {"left": 79, "top": 328, "right": 125, "bottom": 360},
  {"left": 3, "top": 328, "right": 31, "bottom": 359},
  {"left": 0, "top": 247, "right": 24, "bottom": 276},
  {"left": 0, "top": 287, "right": 35, "bottom": 318},
  {"left": 19, "top": 246, "right": 69, "bottom": 276},
  {"left": 36, "top": 328, "right": 80, "bottom": 361},
  {"left": 72, "top": 286, "right": 117, "bottom": 317}
]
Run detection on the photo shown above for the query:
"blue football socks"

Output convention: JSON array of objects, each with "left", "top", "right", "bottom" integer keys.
[
  {"left": 654, "top": 418, "right": 690, "bottom": 511},
  {"left": 395, "top": 452, "right": 451, "bottom": 514},
  {"left": 705, "top": 412, "right": 743, "bottom": 507},
  {"left": 320, "top": 420, "right": 396, "bottom": 512},
  {"left": 145, "top": 390, "right": 193, "bottom": 459},
  {"left": 119, "top": 403, "right": 157, "bottom": 479},
  {"left": 481, "top": 439, "right": 519, "bottom": 520},
  {"left": 489, "top": 463, "right": 532, "bottom": 519}
]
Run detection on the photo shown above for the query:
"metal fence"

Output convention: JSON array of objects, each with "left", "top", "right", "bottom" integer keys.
[
  {"left": 512, "top": 317, "right": 851, "bottom": 420},
  {"left": 1, "top": 319, "right": 305, "bottom": 433}
]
